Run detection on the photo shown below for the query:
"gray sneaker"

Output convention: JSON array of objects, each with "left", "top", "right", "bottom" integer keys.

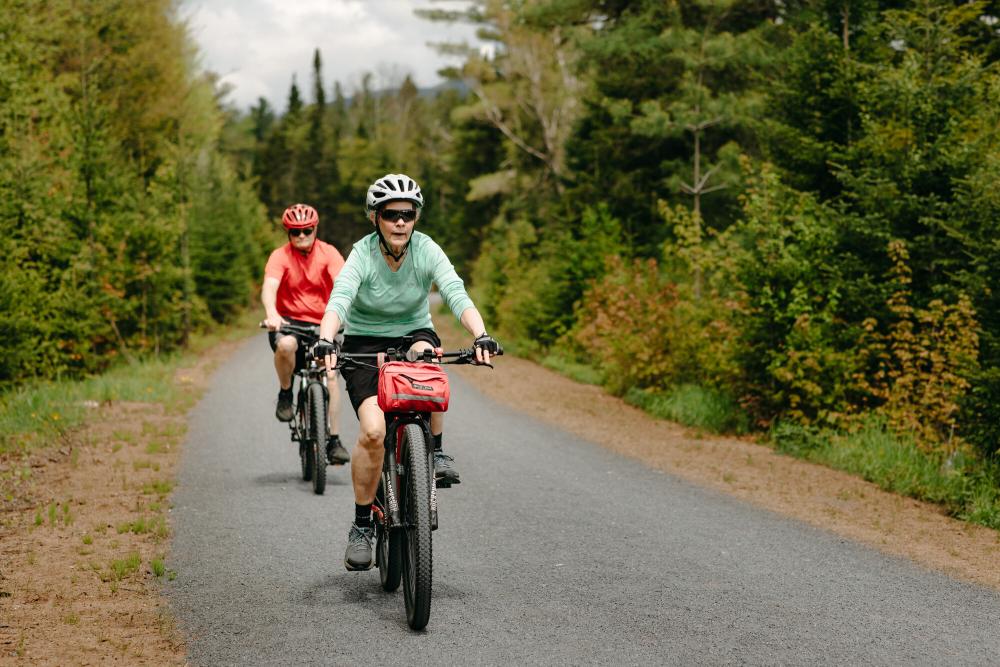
[
  {"left": 434, "top": 451, "right": 461, "bottom": 485},
  {"left": 344, "top": 523, "right": 374, "bottom": 571},
  {"left": 326, "top": 436, "right": 351, "bottom": 465}
]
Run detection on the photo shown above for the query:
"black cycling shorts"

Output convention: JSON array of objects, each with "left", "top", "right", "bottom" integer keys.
[
  {"left": 341, "top": 328, "right": 441, "bottom": 416},
  {"left": 267, "top": 318, "right": 318, "bottom": 373}
]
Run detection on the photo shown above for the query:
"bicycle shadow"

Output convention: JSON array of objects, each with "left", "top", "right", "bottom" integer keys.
[
  {"left": 252, "top": 471, "right": 350, "bottom": 491},
  {"left": 300, "top": 571, "right": 469, "bottom": 629}
]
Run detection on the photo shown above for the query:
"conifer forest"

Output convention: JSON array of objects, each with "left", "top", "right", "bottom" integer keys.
[{"left": 5, "top": 0, "right": 1000, "bottom": 522}]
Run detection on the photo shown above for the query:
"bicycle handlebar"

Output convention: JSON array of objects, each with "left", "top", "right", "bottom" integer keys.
[
  {"left": 258, "top": 321, "right": 328, "bottom": 339},
  {"left": 335, "top": 345, "right": 502, "bottom": 369},
  {"left": 259, "top": 322, "right": 502, "bottom": 368}
]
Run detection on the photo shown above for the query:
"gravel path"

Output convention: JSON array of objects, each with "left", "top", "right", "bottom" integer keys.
[{"left": 166, "top": 335, "right": 1000, "bottom": 666}]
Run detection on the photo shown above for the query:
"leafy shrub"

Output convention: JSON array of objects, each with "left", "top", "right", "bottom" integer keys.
[
  {"left": 858, "top": 241, "right": 980, "bottom": 454},
  {"left": 730, "top": 162, "right": 876, "bottom": 426},
  {"left": 476, "top": 204, "right": 625, "bottom": 352},
  {"left": 570, "top": 204, "right": 743, "bottom": 397}
]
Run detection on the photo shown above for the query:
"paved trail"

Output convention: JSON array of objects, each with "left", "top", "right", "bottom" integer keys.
[{"left": 166, "top": 335, "right": 1000, "bottom": 665}]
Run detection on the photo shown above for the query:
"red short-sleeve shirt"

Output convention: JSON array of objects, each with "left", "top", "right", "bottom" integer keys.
[{"left": 264, "top": 240, "right": 346, "bottom": 324}]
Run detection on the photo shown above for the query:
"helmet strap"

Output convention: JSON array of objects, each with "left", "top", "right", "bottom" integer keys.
[{"left": 374, "top": 223, "right": 409, "bottom": 262}]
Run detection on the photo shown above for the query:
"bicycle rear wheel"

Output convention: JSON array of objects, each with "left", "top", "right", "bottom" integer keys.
[
  {"left": 400, "top": 423, "right": 432, "bottom": 630},
  {"left": 308, "top": 382, "right": 327, "bottom": 495},
  {"left": 375, "top": 479, "right": 402, "bottom": 592}
]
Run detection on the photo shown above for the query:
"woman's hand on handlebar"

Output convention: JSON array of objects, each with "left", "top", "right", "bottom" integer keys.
[
  {"left": 472, "top": 332, "right": 502, "bottom": 366},
  {"left": 312, "top": 339, "right": 340, "bottom": 376}
]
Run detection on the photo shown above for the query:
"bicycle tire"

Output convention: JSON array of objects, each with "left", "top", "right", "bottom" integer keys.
[
  {"left": 376, "top": 479, "right": 403, "bottom": 592},
  {"left": 308, "top": 382, "right": 327, "bottom": 495},
  {"left": 400, "top": 423, "right": 433, "bottom": 630},
  {"left": 298, "top": 395, "right": 312, "bottom": 482}
]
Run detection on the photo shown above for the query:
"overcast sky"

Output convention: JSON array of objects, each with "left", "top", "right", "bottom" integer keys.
[{"left": 179, "top": 0, "right": 482, "bottom": 112}]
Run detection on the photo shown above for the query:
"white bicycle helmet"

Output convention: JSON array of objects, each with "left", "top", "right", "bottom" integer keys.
[{"left": 365, "top": 173, "right": 424, "bottom": 213}]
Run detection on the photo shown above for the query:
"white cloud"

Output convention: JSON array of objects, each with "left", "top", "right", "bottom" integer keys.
[{"left": 179, "top": 0, "right": 481, "bottom": 111}]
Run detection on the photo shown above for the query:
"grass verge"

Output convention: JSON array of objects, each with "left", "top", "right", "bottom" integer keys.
[
  {"left": 772, "top": 418, "right": 1000, "bottom": 530},
  {"left": 624, "top": 385, "right": 749, "bottom": 434},
  {"left": 0, "top": 311, "right": 258, "bottom": 455}
]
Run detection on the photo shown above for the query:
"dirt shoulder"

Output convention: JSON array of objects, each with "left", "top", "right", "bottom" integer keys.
[
  {"left": 436, "top": 318, "right": 1000, "bottom": 591},
  {"left": 0, "top": 339, "right": 242, "bottom": 665}
]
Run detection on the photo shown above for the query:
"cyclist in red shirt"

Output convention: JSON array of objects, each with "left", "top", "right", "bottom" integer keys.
[{"left": 262, "top": 203, "right": 350, "bottom": 465}]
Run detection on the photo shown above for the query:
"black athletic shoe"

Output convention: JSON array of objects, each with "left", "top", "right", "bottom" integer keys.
[
  {"left": 275, "top": 388, "right": 294, "bottom": 422},
  {"left": 344, "top": 523, "right": 375, "bottom": 571},
  {"left": 326, "top": 436, "right": 350, "bottom": 465},
  {"left": 433, "top": 451, "right": 461, "bottom": 485}
]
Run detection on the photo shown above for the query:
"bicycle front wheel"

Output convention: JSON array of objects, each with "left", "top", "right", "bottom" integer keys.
[
  {"left": 376, "top": 478, "right": 402, "bottom": 592},
  {"left": 400, "top": 423, "right": 433, "bottom": 630},
  {"left": 308, "top": 382, "right": 327, "bottom": 495},
  {"left": 298, "top": 394, "right": 312, "bottom": 482}
]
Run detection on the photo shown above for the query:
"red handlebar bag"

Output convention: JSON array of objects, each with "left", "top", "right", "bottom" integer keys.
[{"left": 377, "top": 362, "right": 450, "bottom": 413}]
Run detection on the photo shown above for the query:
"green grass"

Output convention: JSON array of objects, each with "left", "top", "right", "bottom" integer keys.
[
  {"left": 142, "top": 479, "right": 174, "bottom": 497},
  {"left": 116, "top": 515, "right": 168, "bottom": 539},
  {"left": 150, "top": 558, "right": 166, "bottom": 578},
  {"left": 540, "top": 352, "right": 605, "bottom": 386},
  {"left": 107, "top": 552, "right": 142, "bottom": 581},
  {"left": 0, "top": 360, "right": 180, "bottom": 455},
  {"left": 772, "top": 418, "right": 1000, "bottom": 529},
  {"left": 0, "top": 310, "right": 257, "bottom": 456},
  {"left": 624, "top": 384, "right": 749, "bottom": 434}
]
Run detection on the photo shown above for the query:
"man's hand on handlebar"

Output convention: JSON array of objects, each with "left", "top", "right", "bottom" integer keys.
[{"left": 263, "top": 315, "right": 288, "bottom": 332}]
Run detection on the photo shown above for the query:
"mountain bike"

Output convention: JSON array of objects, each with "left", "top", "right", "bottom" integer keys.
[
  {"left": 335, "top": 343, "right": 500, "bottom": 630},
  {"left": 261, "top": 322, "right": 339, "bottom": 495}
]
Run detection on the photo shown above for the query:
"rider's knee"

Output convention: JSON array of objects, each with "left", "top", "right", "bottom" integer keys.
[
  {"left": 275, "top": 335, "right": 298, "bottom": 355},
  {"left": 358, "top": 424, "right": 385, "bottom": 449}
]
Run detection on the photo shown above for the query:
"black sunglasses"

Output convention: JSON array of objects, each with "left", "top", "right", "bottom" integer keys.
[
  {"left": 288, "top": 227, "right": 315, "bottom": 237},
  {"left": 379, "top": 209, "right": 417, "bottom": 223}
]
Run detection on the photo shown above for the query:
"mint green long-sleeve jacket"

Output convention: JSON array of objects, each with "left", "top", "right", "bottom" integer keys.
[{"left": 325, "top": 231, "right": 474, "bottom": 337}]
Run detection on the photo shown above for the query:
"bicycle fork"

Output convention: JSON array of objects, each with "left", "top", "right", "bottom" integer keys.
[{"left": 381, "top": 419, "right": 439, "bottom": 531}]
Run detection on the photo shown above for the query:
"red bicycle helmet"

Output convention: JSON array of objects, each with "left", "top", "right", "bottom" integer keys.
[{"left": 282, "top": 203, "right": 319, "bottom": 229}]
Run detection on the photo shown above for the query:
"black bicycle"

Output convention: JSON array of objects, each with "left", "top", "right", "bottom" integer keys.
[
  {"left": 335, "top": 343, "right": 500, "bottom": 630},
  {"left": 261, "top": 322, "right": 337, "bottom": 495}
]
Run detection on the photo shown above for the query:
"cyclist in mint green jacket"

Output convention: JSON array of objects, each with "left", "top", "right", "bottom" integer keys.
[{"left": 317, "top": 173, "right": 501, "bottom": 571}]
